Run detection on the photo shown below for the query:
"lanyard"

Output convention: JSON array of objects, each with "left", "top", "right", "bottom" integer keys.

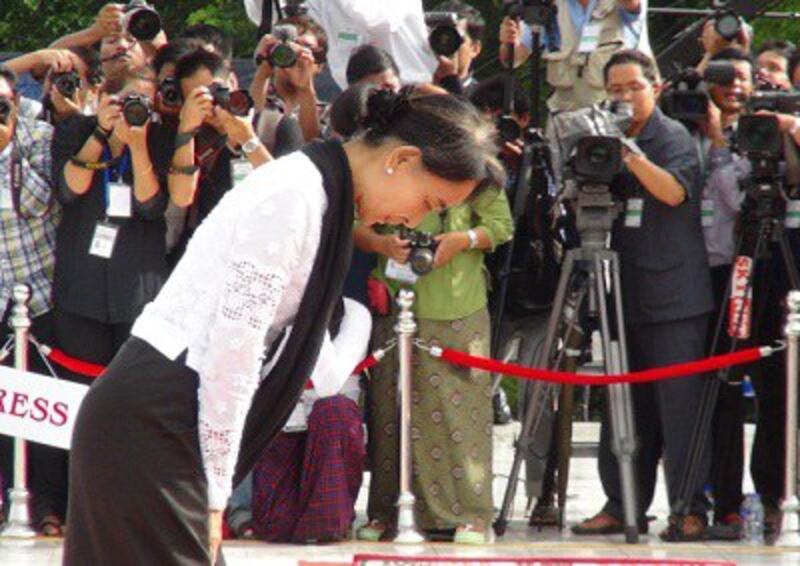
[{"left": 101, "top": 146, "right": 131, "bottom": 211}]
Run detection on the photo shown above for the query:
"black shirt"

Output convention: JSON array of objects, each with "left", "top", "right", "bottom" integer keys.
[
  {"left": 51, "top": 114, "right": 172, "bottom": 324},
  {"left": 611, "top": 108, "right": 714, "bottom": 325}
]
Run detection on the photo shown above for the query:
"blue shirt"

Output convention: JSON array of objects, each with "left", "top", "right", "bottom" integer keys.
[{"left": 521, "top": 0, "right": 643, "bottom": 52}]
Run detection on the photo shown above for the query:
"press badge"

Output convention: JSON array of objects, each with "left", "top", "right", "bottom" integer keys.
[
  {"left": 385, "top": 259, "right": 419, "bottom": 285},
  {"left": 624, "top": 198, "right": 644, "bottom": 228},
  {"left": 578, "top": 22, "right": 601, "bottom": 53},
  {"left": 786, "top": 200, "right": 800, "bottom": 229},
  {"left": 106, "top": 182, "right": 132, "bottom": 218},
  {"left": 89, "top": 222, "right": 119, "bottom": 259},
  {"left": 701, "top": 199, "right": 715, "bottom": 228}
]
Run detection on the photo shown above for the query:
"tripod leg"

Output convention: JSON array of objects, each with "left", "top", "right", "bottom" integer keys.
[
  {"left": 777, "top": 228, "right": 800, "bottom": 290},
  {"left": 556, "top": 384, "right": 575, "bottom": 530},
  {"left": 494, "top": 251, "right": 577, "bottom": 536},
  {"left": 596, "top": 254, "right": 640, "bottom": 544}
]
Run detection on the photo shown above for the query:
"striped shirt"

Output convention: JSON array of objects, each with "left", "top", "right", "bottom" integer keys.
[{"left": 0, "top": 117, "right": 60, "bottom": 318}]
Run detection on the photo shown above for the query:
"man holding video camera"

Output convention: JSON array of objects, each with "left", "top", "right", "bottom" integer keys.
[
  {"left": 571, "top": 49, "right": 714, "bottom": 540},
  {"left": 499, "top": 0, "right": 650, "bottom": 112}
]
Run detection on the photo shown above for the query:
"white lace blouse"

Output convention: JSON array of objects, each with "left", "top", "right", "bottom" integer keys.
[{"left": 131, "top": 151, "right": 326, "bottom": 509}]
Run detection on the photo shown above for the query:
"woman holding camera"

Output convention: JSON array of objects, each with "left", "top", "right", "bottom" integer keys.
[{"left": 356, "top": 179, "right": 513, "bottom": 543}]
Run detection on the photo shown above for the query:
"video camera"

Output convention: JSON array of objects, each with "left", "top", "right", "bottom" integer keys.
[
  {"left": 425, "top": 12, "right": 464, "bottom": 58},
  {"left": 124, "top": 0, "right": 161, "bottom": 42},
  {"left": 573, "top": 136, "right": 624, "bottom": 186},
  {"left": 735, "top": 91, "right": 800, "bottom": 176},
  {"left": 661, "top": 62, "right": 737, "bottom": 123},
  {"left": 503, "top": 0, "right": 556, "bottom": 27}
]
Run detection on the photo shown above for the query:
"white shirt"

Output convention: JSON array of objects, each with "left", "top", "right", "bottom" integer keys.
[
  {"left": 283, "top": 298, "right": 372, "bottom": 431},
  {"left": 131, "top": 151, "right": 326, "bottom": 509},
  {"left": 243, "top": 0, "right": 438, "bottom": 89}
]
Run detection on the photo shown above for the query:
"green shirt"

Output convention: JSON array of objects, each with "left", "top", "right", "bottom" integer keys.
[{"left": 373, "top": 187, "right": 514, "bottom": 321}]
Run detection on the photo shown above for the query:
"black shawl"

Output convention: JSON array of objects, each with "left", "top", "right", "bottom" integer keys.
[{"left": 233, "top": 140, "right": 354, "bottom": 485}]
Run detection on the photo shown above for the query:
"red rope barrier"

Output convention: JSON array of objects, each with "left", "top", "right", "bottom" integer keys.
[
  {"left": 354, "top": 355, "right": 379, "bottom": 374},
  {"left": 437, "top": 346, "right": 770, "bottom": 386},
  {"left": 45, "top": 347, "right": 106, "bottom": 378}
]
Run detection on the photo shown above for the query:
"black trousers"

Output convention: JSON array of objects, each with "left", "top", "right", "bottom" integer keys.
[
  {"left": 0, "top": 310, "right": 68, "bottom": 523},
  {"left": 65, "top": 336, "right": 225, "bottom": 566},
  {"left": 599, "top": 315, "right": 710, "bottom": 520}
]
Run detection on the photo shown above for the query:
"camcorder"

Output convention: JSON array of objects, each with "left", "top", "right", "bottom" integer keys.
[
  {"left": 208, "top": 84, "right": 255, "bottom": 117},
  {"left": 0, "top": 96, "right": 12, "bottom": 125},
  {"left": 425, "top": 12, "right": 464, "bottom": 58},
  {"left": 573, "top": 136, "right": 624, "bottom": 186},
  {"left": 661, "top": 62, "right": 737, "bottom": 123},
  {"left": 52, "top": 71, "right": 82, "bottom": 99},
  {"left": 158, "top": 77, "right": 182, "bottom": 110},
  {"left": 398, "top": 226, "right": 439, "bottom": 276},
  {"left": 736, "top": 91, "right": 800, "bottom": 172},
  {"left": 124, "top": 0, "right": 161, "bottom": 42},
  {"left": 503, "top": 0, "right": 557, "bottom": 26},
  {"left": 121, "top": 93, "right": 153, "bottom": 127}
]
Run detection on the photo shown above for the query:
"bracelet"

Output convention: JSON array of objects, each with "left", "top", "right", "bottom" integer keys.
[
  {"left": 69, "top": 156, "right": 112, "bottom": 170},
  {"left": 467, "top": 229, "right": 479, "bottom": 250},
  {"left": 175, "top": 129, "right": 199, "bottom": 150},
  {"left": 168, "top": 164, "right": 200, "bottom": 176}
]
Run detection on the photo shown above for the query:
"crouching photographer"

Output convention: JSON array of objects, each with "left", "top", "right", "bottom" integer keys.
[
  {"left": 352, "top": 88, "right": 512, "bottom": 543},
  {"left": 569, "top": 50, "right": 715, "bottom": 541}
]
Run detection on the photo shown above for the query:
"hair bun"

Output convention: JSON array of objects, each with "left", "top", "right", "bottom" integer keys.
[{"left": 362, "top": 86, "right": 412, "bottom": 135}]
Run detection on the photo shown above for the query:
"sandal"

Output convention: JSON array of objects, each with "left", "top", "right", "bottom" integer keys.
[
  {"left": 356, "top": 520, "right": 387, "bottom": 542},
  {"left": 38, "top": 514, "right": 65, "bottom": 537},
  {"left": 454, "top": 524, "right": 489, "bottom": 545}
]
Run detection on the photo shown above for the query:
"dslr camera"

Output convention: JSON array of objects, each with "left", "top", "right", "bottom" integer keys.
[
  {"left": 122, "top": 93, "right": 153, "bottom": 127},
  {"left": 711, "top": 1, "right": 743, "bottom": 42},
  {"left": 661, "top": 62, "right": 737, "bottom": 123},
  {"left": 503, "top": 0, "right": 557, "bottom": 26},
  {"left": 52, "top": 71, "right": 82, "bottom": 99},
  {"left": 0, "top": 96, "right": 12, "bottom": 126},
  {"left": 398, "top": 226, "right": 439, "bottom": 276},
  {"left": 257, "top": 24, "right": 300, "bottom": 68},
  {"left": 425, "top": 12, "right": 464, "bottom": 58},
  {"left": 208, "top": 84, "right": 255, "bottom": 117},
  {"left": 124, "top": 0, "right": 162, "bottom": 42},
  {"left": 158, "top": 77, "right": 182, "bottom": 110}
]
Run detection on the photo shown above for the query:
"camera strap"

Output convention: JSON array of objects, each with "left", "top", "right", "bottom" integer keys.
[{"left": 8, "top": 135, "right": 55, "bottom": 219}]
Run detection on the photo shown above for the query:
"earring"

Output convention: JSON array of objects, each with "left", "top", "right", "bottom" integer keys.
[{"left": 385, "top": 167, "right": 394, "bottom": 175}]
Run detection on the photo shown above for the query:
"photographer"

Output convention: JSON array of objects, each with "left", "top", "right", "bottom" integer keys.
[
  {"left": 499, "top": 0, "right": 650, "bottom": 112},
  {"left": 429, "top": 0, "right": 485, "bottom": 95},
  {"left": 355, "top": 161, "right": 512, "bottom": 543},
  {"left": 754, "top": 40, "right": 796, "bottom": 91},
  {"left": 167, "top": 48, "right": 270, "bottom": 263},
  {"left": 0, "top": 67, "right": 64, "bottom": 535},
  {"left": 250, "top": 14, "right": 329, "bottom": 153},
  {"left": 345, "top": 45, "right": 401, "bottom": 92},
  {"left": 571, "top": 50, "right": 714, "bottom": 541}
]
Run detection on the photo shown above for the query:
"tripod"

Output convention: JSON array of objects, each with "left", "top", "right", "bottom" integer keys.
[
  {"left": 671, "top": 175, "right": 800, "bottom": 528},
  {"left": 494, "top": 185, "right": 641, "bottom": 543}
]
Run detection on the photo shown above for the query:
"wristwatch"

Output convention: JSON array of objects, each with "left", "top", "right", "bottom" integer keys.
[
  {"left": 240, "top": 136, "right": 261, "bottom": 155},
  {"left": 467, "top": 229, "right": 479, "bottom": 250}
]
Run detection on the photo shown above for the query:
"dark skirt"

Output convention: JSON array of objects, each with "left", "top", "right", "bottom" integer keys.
[
  {"left": 251, "top": 395, "right": 365, "bottom": 542},
  {"left": 64, "top": 336, "right": 220, "bottom": 566}
]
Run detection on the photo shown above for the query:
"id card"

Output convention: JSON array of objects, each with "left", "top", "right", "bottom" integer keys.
[
  {"left": 89, "top": 222, "right": 119, "bottom": 259},
  {"left": 701, "top": 199, "right": 715, "bottom": 228},
  {"left": 624, "top": 198, "right": 644, "bottom": 228},
  {"left": 786, "top": 200, "right": 800, "bottom": 229},
  {"left": 578, "top": 21, "right": 601, "bottom": 53},
  {"left": 106, "top": 182, "right": 132, "bottom": 218},
  {"left": 385, "top": 259, "right": 419, "bottom": 284},
  {"left": 232, "top": 158, "right": 254, "bottom": 186}
]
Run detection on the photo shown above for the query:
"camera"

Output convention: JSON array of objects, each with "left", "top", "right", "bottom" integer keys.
[
  {"left": 573, "top": 136, "right": 624, "bottom": 186},
  {"left": 425, "top": 12, "right": 464, "bottom": 58},
  {"left": 284, "top": 0, "right": 308, "bottom": 18},
  {"left": 399, "top": 226, "right": 439, "bottom": 276},
  {"left": 208, "top": 84, "right": 254, "bottom": 117},
  {"left": 503, "top": 0, "right": 557, "bottom": 27},
  {"left": 0, "top": 96, "right": 12, "bottom": 125},
  {"left": 122, "top": 93, "right": 152, "bottom": 127},
  {"left": 256, "top": 24, "right": 299, "bottom": 68},
  {"left": 661, "top": 62, "right": 737, "bottom": 123},
  {"left": 52, "top": 71, "right": 82, "bottom": 99},
  {"left": 735, "top": 92, "right": 800, "bottom": 158},
  {"left": 124, "top": 0, "right": 161, "bottom": 42},
  {"left": 710, "top": 1, "right": 742, "bottom": 42},
  {"left": 159, "top": 77, "right": 182, "bottom": 110}
]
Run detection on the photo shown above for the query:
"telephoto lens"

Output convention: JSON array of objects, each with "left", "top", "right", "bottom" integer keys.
[
  {"left": 122, "top": 93, "right": 153, "bottom": 127},
  {"left": 425, "top": 12, "right": 464, "bottom": 57},
  {"left": 0, "top": 97, "right": 12, "bottom": 125},
  {"left": 714, "top": 10, "right": 741, "bottom": 42},
  {"left": 52, "top": 71, "right": 81, "bottom": 98},
  {"left": 124, "top": 0, "right": 162, "bottom": 41},
  {"left": 228, "top": 90, "right": 254, "bottom": 117}
]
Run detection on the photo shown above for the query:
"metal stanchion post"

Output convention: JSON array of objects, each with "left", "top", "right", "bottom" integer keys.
[
  {"left": 393, "top": 290, "right": 425, "bottom": 544},
  {"left": 0, "top": 285, "right": 36, "bottom": 539},
  {"left": 778, "top": 290, "right": 800, "bottom": 546}
]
